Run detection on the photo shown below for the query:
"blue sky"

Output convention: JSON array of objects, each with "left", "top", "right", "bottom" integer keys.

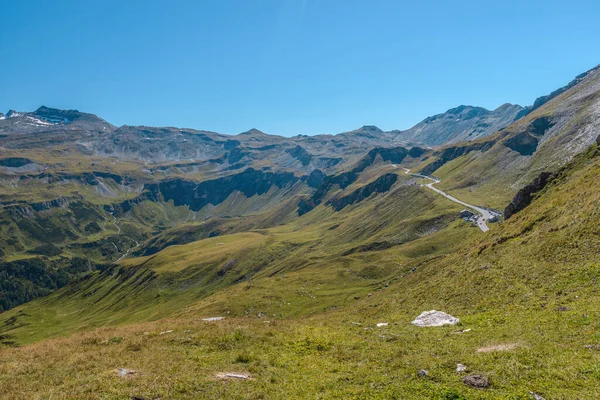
[{"left": 1, "top": 0, "right": 599, "bottom": 136}]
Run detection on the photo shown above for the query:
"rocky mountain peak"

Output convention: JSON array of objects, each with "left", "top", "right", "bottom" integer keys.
[
  {"left": 238, "top": 128, "right": 268, "bottom": 136},
  {"left": 6, "top": 109, "right": 23, "bottom": 118},
  {"left": 394, "top": 103, "right": 524, "bottom": 146},
  {"left": 33, "top": 105, "right": 103, "bottom": 124},
  {"left": 359, "top": 125, "right": 383, "bottom": 132}
]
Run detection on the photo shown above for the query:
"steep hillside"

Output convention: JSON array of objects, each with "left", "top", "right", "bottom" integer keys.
[
  {"left": 1, "top": 122, "right": 599, "bottom": 399},
  {"left": 1, "top": 65, "right": 599, "bottom": 316},
  {"left": 0, "top": 164, "right": 471, "bottom": 342},
  {"left": 417, "top": 65, "right": 600, "bottom": 208}
]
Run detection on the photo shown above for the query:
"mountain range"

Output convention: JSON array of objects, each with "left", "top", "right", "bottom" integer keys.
[{"left": 1, "top": 64, "right": 600, "bottom": 399}]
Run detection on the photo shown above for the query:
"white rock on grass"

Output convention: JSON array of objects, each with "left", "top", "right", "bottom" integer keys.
[
  {"left": 411, "top": 310, "right": 459, "bottom": 327},
  {"left": 203, "top": 317, "right": 225, "bottom": 322},
  {"left": 216, "top": 373, "right": 251, "bottom": 380},
  {"left": 376, "top": 322, "right": 389, "bottom": 327},
  {"left": 115, "top": 368, "right": 136, "bottom": 377}
]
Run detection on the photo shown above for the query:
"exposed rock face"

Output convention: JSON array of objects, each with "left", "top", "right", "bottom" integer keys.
[
  {"left": 286, "top": 145, "right": 313, "bottom": 166},
  {"left": 327, "top": 173, "right": 398, "bottom": 211},
  {"left": 115, "top": 168, "right": 301, "bottom": 214},
  {"left": 411, "top": 310, "right": 459, "bottom": 327},
  {"left": 299, "top": 146, "right": 410, "bottom": 215},
  {"left": 306, "top": 169, "right": 325, "bottom": 188},
  {"left": 420, "top": 140, "right": 495, "bottom": 175},
  {"left": 504, "top": 132, "right": 539, "bottom": 155},
  {"left": 504, "top": 171, "right": 554, "bottom": 219},
  {"left": 503, "top": 116, "right": 555, "bottom": 156},
  {"left": 0, "top": 157, "right": 33, "bottom": 168},
  {"left": 408, "top": 147, "right": 426, "bottom": 158}
]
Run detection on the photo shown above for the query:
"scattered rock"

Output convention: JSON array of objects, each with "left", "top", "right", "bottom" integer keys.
[
  {"left": 456, "top": 363, "right": 467, "bottom": 373},
  {"left": 530, "top": 392, "right": 546, "bottom": 400},
  {"left": 477, "top": 343, "right": 520, "bottom": 353},
  {"left": 376, "top": 322, "right": 388, "bottom": 327},
  {"left": 411, "top": 310, "right": 459, "bottom": 327},
  {"left": 556, "top": 306, "right": 569, "bottom": 312},
  {"left": 257, "top": 312, "right": 265, "bottom": 318},
  {"left": 584, "top": 344, "right": 600, "bottom": 350},
  {"left": 417, "top": 369, "right": 429, "bottom": 378},
  {"left": 159, "top": 330, "right": 173, "bottom": 335},
  {"left": 216, "top": 372, "right": 251, "bottom": 380},
  {"left": 367, "top": 293, "right": 373, "bottom": 297},
  {"left": 452, "top": 328, "right": 471, "bottom": 334},
  {"left": 480, "top": 265, "right": 492, "bottom": 270},
  {"left": 202, "top": 317, "right": 225, "bottom": 321},
  {"left": 115, "top": 368, "right": 137, "bottom": 377},
  {"left": 462, "top": 374, "right": 489, "bottom": 389}
]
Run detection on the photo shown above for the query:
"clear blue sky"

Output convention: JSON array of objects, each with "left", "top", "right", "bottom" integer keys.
[{"left": 1, "top": 0, "right": 599, "bottom": 136}]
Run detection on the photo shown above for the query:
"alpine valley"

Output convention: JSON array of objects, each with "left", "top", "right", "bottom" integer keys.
[{"left": 1, "top": 65, "right": 600, "bottom": 399}]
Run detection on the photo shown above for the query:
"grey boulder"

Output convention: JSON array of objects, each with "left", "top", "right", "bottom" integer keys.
[{"left": 411, "top": 310, "right": 459, "bottom": 327}]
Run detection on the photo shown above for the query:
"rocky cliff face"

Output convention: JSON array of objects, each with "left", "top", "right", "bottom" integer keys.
[
  {"left": 419, "top": 140, "right": 496, "bottom": 175},
  {"left": 327, "top": 173, "right": 398, "bottom": 211},
  {"left": 299, "top": 146, "right": 412, "bottom": 215},
  {"left": 504, "top": 172, "right": 554, "bottom": 218},
  {"left": 0, "top": 158, "right": 34, "bottom": 168},
  {"left": 115, "top": 168, "right": 302, "bottom": 214},
  {"left": 503, "top": 116, "right": 555, "bottom": 156}
]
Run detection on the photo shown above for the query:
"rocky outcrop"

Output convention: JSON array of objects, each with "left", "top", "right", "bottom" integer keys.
[
  {"left": 327, "top": 173, "right": 398, "bottom": 211},
  {"left": 504, "top": 171, "right": 554, "bottom": 218},
  {"left": 306, "top": 169, "right": 325, "bottom": 188},
  {"left": 503, "top": 116, "right": 554, "bottom": 156},
  {"left": 115, "top": 168, "right": 301, "bottom": 214},
  {"left": 299, "top": 147, "right": 410, "bottom": 215},
  {"left": 420, "top": 140, "right": 495, "bottom": 175},
  {"left": 286, "top": 145, "right": 313, "bottom": 166},
  {"left": 462, "top": 374, "right": 490, "bottom": 389},
  {"left": 0, "top": 158, "right": 33, "bottom": 168},
  {"left": 227, "top": 147, "right": 248, "bottom": 164},
  {"left": 408, "top": 147, "right": 426, "bottom": 158},
  {"left": 504, "top": 132, "right": 539, "bottom": 156},
  {"left": 411, "top": 310, "right": 459, "bottom": 327}
]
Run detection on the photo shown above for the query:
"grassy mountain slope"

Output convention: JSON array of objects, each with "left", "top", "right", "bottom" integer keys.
[
  {"left": 417, "top": 65, "right": 600, "bottom": 209},
  {"left": 1, "top": 131, "right": 599, "bottom": 399},
  {"left": 0, "top": 168, "right": 473, "bottom": 344}
]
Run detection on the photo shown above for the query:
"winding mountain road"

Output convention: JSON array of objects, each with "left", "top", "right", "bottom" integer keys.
[{"left": 401, "top": 168, "right": 493, "bottom": 232}]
